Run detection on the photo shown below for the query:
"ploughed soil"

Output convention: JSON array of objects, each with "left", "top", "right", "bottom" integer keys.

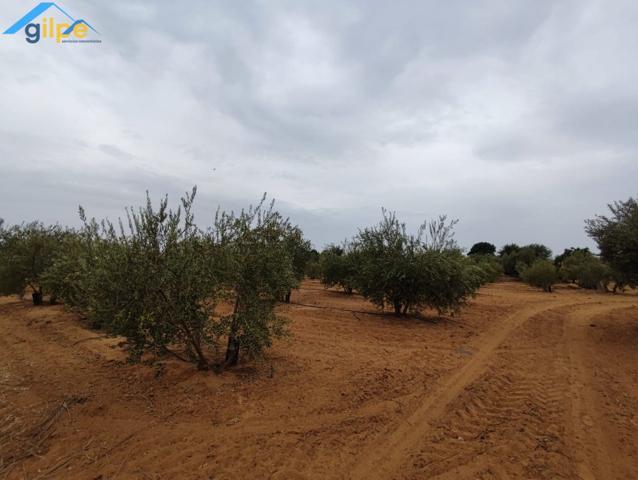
[{"left": 1, "top": 280, "right": 638, "bottom": 479}]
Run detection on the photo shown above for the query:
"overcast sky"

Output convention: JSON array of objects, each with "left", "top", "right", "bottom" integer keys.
[{"left": 1, "top": 0, "right": 637, "bottom": 254}]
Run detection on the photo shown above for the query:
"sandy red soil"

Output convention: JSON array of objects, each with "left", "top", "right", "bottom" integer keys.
[{"left": 1, "top": 280, "right": 637, "bottom": 479}]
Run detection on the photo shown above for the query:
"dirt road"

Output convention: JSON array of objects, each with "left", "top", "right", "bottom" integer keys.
[{"left": 1, "top": 281, "right": 637, "bottom": 479}]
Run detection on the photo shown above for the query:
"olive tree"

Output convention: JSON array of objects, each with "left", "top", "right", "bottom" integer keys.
[
  {"left": 501, "top": 243, "right": 552, "bottom": 277},
  {"left": 586, "top": 196, "right": 638, "bottom": 290},
  {"left": 212, "top": 196, "right": 298, "bottom": 367},
  {"left": 520, "top": 259, "right": 558, "bottom": 292},
  {"left": 281, "top": 227, "right": 313, "bottom": 302},
  {"left": 0, "top": 222, "right": 65, "bottom": 305},
  {"left": 48, "top": 188, "right": 222, "bottom": 368},
  {"left": 351, "top": 210, "right": 480, "bottom": 316},
  {"left": 304, "top": 249, "right": 322, "bottom": 280},
  {"left": 554, "top": 247, "right": 591, "bottom": 270},
  {"left": 558, "top": 249, "right": 611, "bottom": 290},
  {"left": 468, "top": 242, "right": 496, "bottom": 256},
  {"left": 470, "top": 254, "right": 503, "bottom": 283},
  {"left": 576, "top": 259, "right": 612, "bottom": 290},
  {"left": 40, "top": 229, "right": 91, "bottom": 311},
  {"left": 319, "top": 244, "right": 358, "bottom": 294}
]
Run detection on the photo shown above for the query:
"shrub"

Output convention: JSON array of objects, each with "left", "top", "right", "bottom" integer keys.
[
  {"left": 0, "top": 222, "right": 66, "bottom": 304},
  {"left": 520, "top": 260, "right": 558, "bottom": 292}
]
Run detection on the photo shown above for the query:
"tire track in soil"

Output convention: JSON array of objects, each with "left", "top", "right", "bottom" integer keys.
[
  {"left": 402, "top": 304, "right": 581, "bottom": 479},
  {"left": 564, "top": 303, "right": 635, "bottom": 480},
  {"left": 349, "top": 298, "right": 586, "bottom": 479},
  {"left": 379, "top": 300, "right": 636, "bottom": 480}
]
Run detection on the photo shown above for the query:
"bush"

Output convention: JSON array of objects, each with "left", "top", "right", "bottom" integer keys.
[
  {"left": 351, "top": 210, "right": 479, "bottom": 316},
  {"left": 520, "top": 260, "right": 558, "bottom": 292},
  {"left": 0, "top": 222, "right": 66, "bottom": 305}
]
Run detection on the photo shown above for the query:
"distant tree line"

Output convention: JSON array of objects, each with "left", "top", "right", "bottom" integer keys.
[{"left": 462, "top": 195, "right": 638, "bottom": 293}]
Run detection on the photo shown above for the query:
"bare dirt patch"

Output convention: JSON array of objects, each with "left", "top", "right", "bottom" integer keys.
[{"left": 1, "top": 281, "right": 637, "bottom": 479}]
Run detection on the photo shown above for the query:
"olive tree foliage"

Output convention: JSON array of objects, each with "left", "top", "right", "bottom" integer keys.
[
  {"left": 351, "top": 210, "right": 481, "bottom": 316},
  {"left": 586, "top": 196, "right": 638, "bottom": 290},
  {"left": 304, "top": 249, "right": 321, "bottom": 279},
  {"left": 500, "top": 243, "right": 552, "bottom": 277},
  {"left": 554, "top": 247, "right": 591, "bottom": 270},
  {"left": 558, "top": 249, "right": 611, "bottom": 290},
  {"left": 319, "top": 244, "right": 358, "bottom": 294},
  {"left": 48, "top": 188, "right": 222, "bottom": 367},
  {"left": 575, "top": 258, "right": 612, "bottom": 291},
  {"left": 212, "top": 197, "right": 298, "bottom": 367},
  {"left": 0, "top": 221, "right": 65, "bottom": 305},
  {"left": 469, "top": 254, "right": 503, "bottom": 283},
  {"left": 43, "top": 190, "right": 303, "bottom": 369},
  {"left": 520, "top": 259, "right": 558, "bottom": 292},
  {"left": 281, "top": 227, "right": 313, "bottom": 302},
  {"left": 467, "top": 242, "right": 501, "bottom": 283},
  {"left": 421, "top": 215, "right": 459, "bottom": 252}
]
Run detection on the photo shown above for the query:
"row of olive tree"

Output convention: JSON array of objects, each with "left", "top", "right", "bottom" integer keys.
[
  {"left": 0, "top": 189, "right": 313, "bottom": 369},
  {"left": 318, "top": 211, "right": 492, "bottom": 316},
  {"left": 0, "top": 221, "right": 70, "bottom": 305}
]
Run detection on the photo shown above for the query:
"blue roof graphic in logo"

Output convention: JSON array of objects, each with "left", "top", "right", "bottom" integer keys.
[{"left": 3, "top": 2, "right": 99, "bottom": 35}]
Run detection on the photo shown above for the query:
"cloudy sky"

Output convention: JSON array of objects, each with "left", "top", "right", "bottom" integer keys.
[{"left": 1, "top": 0, "right": 636, "bottom": 253}]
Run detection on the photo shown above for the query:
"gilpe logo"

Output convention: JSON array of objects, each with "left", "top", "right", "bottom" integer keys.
[{"left": 3, "top": 2, "right": 100, "bottom": 44}]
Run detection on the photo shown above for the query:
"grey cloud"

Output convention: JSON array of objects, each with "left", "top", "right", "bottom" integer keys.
[
  {"left": 98, "top": 144, "right": 134, "bottom": 160},
  {"left": 1, "top": 0, "right": 637, "bottom": 254}
]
